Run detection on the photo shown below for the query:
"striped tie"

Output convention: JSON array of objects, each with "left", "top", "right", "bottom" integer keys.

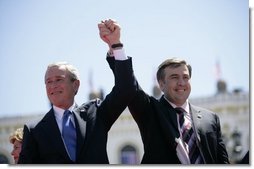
[{"left": 175, "top": 107, "right": 203, "bottom": 164}]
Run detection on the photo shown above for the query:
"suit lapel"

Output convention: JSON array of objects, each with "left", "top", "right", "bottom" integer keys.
[
  {"left": 189, "top": 104, "right": 209, "bottom": 163},
  {"left": 74, "top": 100, "right": 99, "bottom": 159},
  {"left": 189, "top": 104, "right": 202, "bottom": 142},
  {"left": 73, "top": 108, "right": 87, "bottom": 158},
  {"left": 42, "top": 109, "right": 70, "bottom": 160},
  {"left": 157, "top": 96, "right": 180, "bottom": 143},
  {"left": 160, "top": 97, "right": 179, "bottom": 133}
]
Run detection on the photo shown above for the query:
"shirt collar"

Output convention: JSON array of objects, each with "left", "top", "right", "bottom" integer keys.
[
  {"left": 163, "top": 96, "right": 189, "bottom": 114},
  {"left": 53, "top": 102, "right": 76, "bottom": 120}
]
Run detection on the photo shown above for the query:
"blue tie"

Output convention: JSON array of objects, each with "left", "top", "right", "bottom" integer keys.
[{"left": 62, "top": 110, "right": 77, "bottom": 161}]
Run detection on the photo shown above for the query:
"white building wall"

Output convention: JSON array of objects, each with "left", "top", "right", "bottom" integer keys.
[{"left": 107, "top": 108, "right": 143, "bottom": 164}]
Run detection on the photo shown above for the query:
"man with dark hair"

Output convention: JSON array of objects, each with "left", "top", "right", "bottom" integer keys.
[{"left": 103, "top": 19, "right": 229, "bottom": 164}]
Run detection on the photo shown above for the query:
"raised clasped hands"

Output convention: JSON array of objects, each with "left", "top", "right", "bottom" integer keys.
[{"left": 98, "top": 19, "right": 121, "bottom": 48}]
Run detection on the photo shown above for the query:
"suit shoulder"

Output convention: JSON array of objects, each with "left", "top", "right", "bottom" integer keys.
[
  {"left": 191, "top": 104, "right": 217, "bottom": 116},
  {"left": 190, "top": 104, "right": 223, "bottom": 126},
  {"left": 75, "top": 98, "right": 102, "bottom": 118},
  {"left": 24, "top": 110, "right": 52, "bottom": 130},
  {"left": 77, "top": 98, "right": 102, "bottom": 110}
]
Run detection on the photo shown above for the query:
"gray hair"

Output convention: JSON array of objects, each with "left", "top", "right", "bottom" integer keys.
[{"left": 45, "top": 61, "right": 80, "bottom": 82}]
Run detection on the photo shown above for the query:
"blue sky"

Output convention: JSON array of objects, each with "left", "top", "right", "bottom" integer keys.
[{"left": 0, "top": 0, "right": 249, "bottom": 117}]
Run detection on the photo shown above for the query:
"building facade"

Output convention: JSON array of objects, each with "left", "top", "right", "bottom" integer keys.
[{"left": 0, "top": 114, "right": 43, "bottom": 164}]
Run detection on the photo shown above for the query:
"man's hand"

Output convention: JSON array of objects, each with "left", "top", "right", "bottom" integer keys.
[{"left": 98, "top": 19, "right": 121, "bottom": 47}]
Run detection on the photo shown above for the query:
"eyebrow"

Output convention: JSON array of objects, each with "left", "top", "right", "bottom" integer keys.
[
  {"left": 46, "top": 75, "right": 65, "bottom": 80},
  {"left": 169, "top": 74, "right": 179, "bottom": 77}
]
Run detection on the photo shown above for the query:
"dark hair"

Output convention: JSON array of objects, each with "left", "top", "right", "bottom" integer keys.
[{"left": 156, "top": 58, "right": 192, "bottom": 82}]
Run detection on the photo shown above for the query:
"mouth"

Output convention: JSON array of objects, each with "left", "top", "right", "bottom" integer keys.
[
  {"left": 176, "top": 89, "right": 185, "bottom": 92},
  {"left": 50, "top": 91, "right": 63, "bottom": 95}
]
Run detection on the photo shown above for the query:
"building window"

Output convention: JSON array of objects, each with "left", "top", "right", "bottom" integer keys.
[{"left": 120, "top": 145, "right": 138, "bottom": 164}]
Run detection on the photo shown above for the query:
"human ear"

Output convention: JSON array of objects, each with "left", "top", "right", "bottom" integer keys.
[
  {"left": 73, "top": 80, "right": 80, "bottom": 94},
  {"left": 158, "top": 80, "right": 165, "bottom": 91}
]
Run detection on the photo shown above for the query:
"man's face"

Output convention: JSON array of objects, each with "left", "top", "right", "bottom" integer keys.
[
  {"left": 45, "top": 66, "right": 79, "bottom": 109},
  {"left": 159, "top": 65, "right": 191, "bottom": 106}
]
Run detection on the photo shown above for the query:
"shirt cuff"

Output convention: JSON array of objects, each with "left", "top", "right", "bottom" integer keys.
[{"left": 113, "top": 48, "right": 128, "bottom": 60}]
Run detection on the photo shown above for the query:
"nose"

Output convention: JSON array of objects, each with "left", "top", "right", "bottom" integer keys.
[
  {"left": 177, "top": 77, "right": 185, "bottom": 86},
  {"left": 47, "top": 80, "right": 59, "bottom": 89},
  {"left": 11, "top": 149, "right": 15, "bottom": 156},
  {"left": 51, "top": 82, "right": 58, "bottom": 89}
]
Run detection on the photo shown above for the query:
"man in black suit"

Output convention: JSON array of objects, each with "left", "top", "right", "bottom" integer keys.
[
  {"left": 18, "top": 20, "right": 137, "bottom": 164},
  {"left": 105, "top": 20, "right": 229, "bottom": 164}
]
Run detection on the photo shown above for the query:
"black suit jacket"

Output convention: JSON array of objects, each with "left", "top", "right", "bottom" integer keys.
[
  {"left": 128, "top": 86, "right": 229, "bottom": 164},
  {"left": 108, "top": 58, "right": 229, "bottom": 164},
  {"left": 18, "top": 57, "right": 137, "bottom": 164}
]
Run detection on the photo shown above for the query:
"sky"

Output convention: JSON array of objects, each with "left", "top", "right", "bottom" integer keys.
[{"left": 0, "top": 0, "right": 250, "bottom": 118}]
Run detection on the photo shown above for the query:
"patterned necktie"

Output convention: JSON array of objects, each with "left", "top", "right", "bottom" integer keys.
[
  {"left": 175, "top": 107, "right": 203, "bottom": 164},
  {"left": 62, "top": 110, "right": 77, "bottom": 161}
]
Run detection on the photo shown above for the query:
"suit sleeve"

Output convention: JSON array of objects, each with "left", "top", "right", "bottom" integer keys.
[
  {"left": 215, "top": 114, "right": 230, "bottom": 163},
  {"left": 99, "top": 56, "right": 138, "bottom": 131},
  {"left": 106, "top": 56, "right": 150, "bottom": 130}
]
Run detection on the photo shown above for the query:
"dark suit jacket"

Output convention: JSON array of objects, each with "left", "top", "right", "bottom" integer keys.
[
  {"left": 108, "top": 58, "right": 229, "bottom": 164},
  {"left": 128, "top": 87, "right": 229, "bottom": 164},
  {"left": 18, "top": 57, "right": 137, "bottom": 164}
]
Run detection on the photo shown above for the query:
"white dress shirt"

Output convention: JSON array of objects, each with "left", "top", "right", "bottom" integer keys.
[
  {"left": 53, "top": 103, "right": 76, "bottom": 134},
  {"left": 164, "top": 96, "right": 192, "bottom": 164}
]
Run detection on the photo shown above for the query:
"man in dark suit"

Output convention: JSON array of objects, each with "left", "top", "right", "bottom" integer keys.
[
  {"left": 105, "top": 20, "right": 229, "bottom": 164},
  {"left": 18, "top": 20, "right": 137, "bottom": 164}
]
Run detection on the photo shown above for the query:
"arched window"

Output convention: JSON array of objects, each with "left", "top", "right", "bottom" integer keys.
[
  {"left": 0, "top": 154, "right": 9, "bottom": 164},
  {"left": 120, "top": 145, "right": 138, "bottom": 164}
]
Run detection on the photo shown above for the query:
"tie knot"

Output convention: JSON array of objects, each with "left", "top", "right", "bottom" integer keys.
[
  {"left": 63, "top": 110, "right": 72, "bottom": 121},
  {"left": 64, "top": 110, "right": 72, "bottom": 116},
  {"left": 175, "top": 107, "right": 185, "bottom": 115}
]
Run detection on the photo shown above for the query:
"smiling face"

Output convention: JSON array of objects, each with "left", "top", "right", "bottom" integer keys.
[
  {"left": 158, "top": 63, "right": 191, "bottom": 106},
  {"left": 45, "top": 65, "right": 80, "bottom": 109}
]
